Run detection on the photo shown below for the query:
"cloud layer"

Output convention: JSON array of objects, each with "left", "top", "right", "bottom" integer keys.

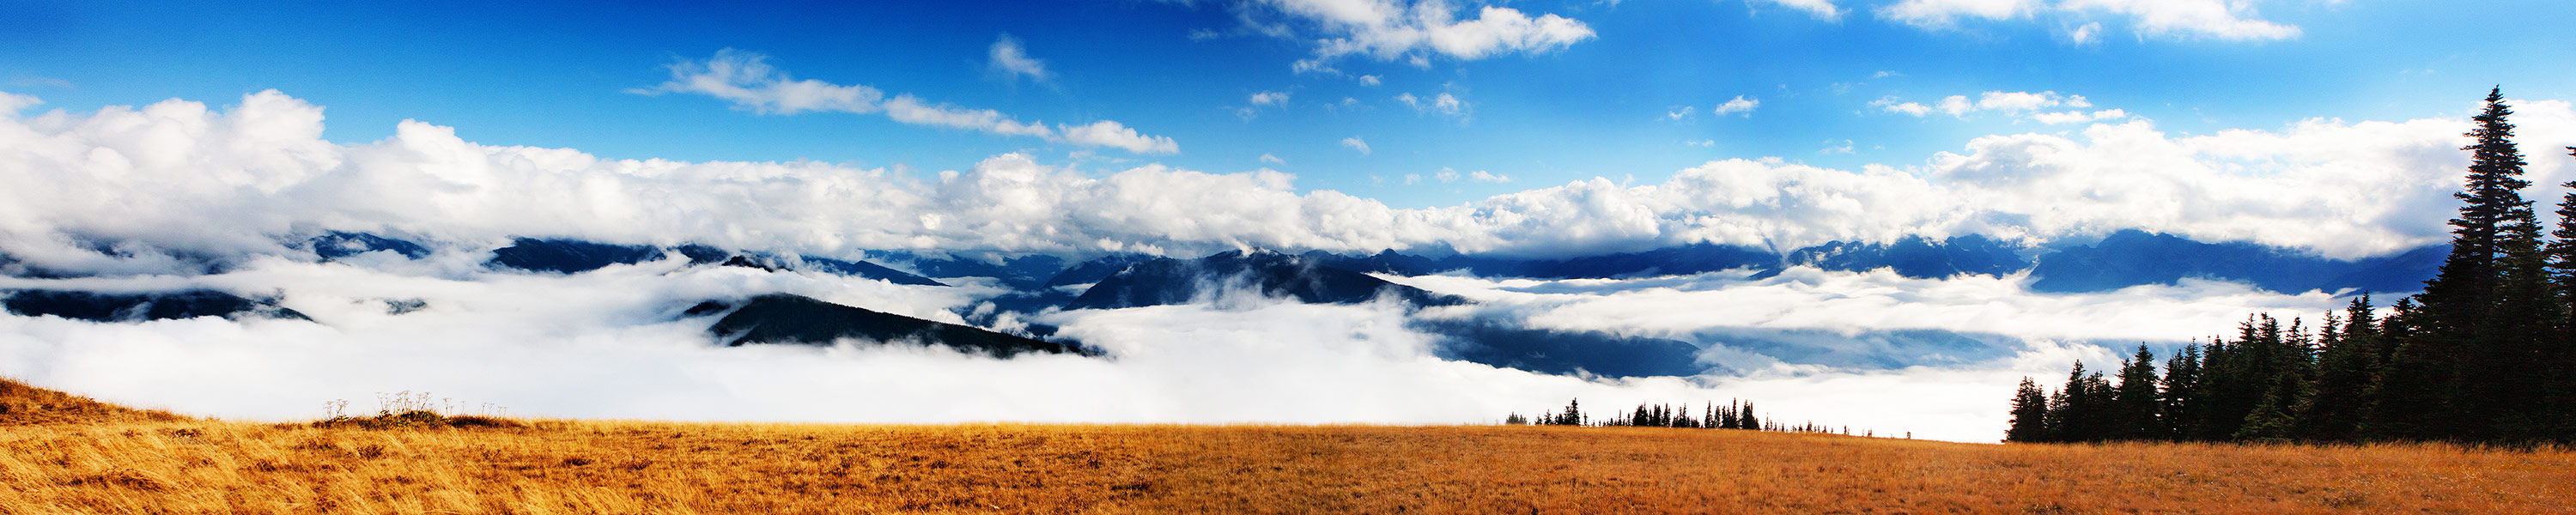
[
  {"left": 0, "top": 250, "right": 2312, "bottom": 442},
  {"left": 3, "top": 88, "right": 2567, "bottom": 281}
]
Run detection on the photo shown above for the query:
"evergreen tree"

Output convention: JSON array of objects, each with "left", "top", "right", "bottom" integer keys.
[
  {"left": 2007, "top": 376, "right": 2050, "bottom": 442},
  {"left": 2388, "top": 88, "right": 2537, "bottom": 441},
  {"left": 2299, "top": 296, "right": 2380, "bottom": 441},
  {"left": 2161, "top": 343, "right": 2205, "bottom": 440},
  {"left": 2236, "top": 371, "right": 2308, "bottom": 442},
  {"left": 2113, "top": 346, "right": 2162, "bottom": 440}
]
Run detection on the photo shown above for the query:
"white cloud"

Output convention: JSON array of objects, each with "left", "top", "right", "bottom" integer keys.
[
  {"left": 0, "top": 245, "right": 2366, "bottom": 444},
  {"left": 1875, "top": 90, "right": 2123, "bottom": 124},
  {"left": 1261, "top": 153, "right": 1287, "bottom": 164},
  {"left": 880, "top": 95, "right": 1055, "bottom": 137},
  {"left": 2028, "top": 108, "right": 2128, "bottom": 124},
  {"left": 1241, "top": 0, "right": 1595, "bottom": 72},
  {"left": 1398, "top": 91, "right": 1468, "bottom": 118},
  {"left": 636, "top": 50, "right": 1177, "bottom": 154},
  {"left": 987, "top": 34, "right": 1050, "bottom": 83},
  {"left": 1748, "top": 0, "right": 1844, "bottom": 21},
  {"left": 1056, "top": 120, "right": 1182, "bottom": 154},
  {"left": 1712, "top": 95, "right": 1760, "bottom": 117},
  {"left": 1687, "top": 139, "right": 1717, "bottom": 147},
  {"left": 1878, "top": 0, "right": 2299, "bottom": 42},
  {"left": 1435, "top": 167, "right": 1461, "bottom": 183},
  {"left": 1870, "top": 96, "right": 1934, "bottom": 117},
  {"left": 1667, "top": 106, "right": 1694, "bottom": 121},
  {"left": 1251, "top": 90, "right": 1291, "bottom": 106},
  {"left": 629, "top": 48, "right": 883, "bottom": 115},
  {"left": 1470, "top": 170, "right": 1510, "bottom": 183},
  {"left": 1358, "top": 75, "right": 1382, "bottom": 86},
  {"left": 2065, "top": 0, "right": 2300, "bottom": 40},
  {"left": 0, "top": 88, "right": 2555, "bottom": 276},
  {"left": 2068, "top": 21, "right": 2103, "bottom": 44},
  {"left": 1341, "top": 136, "right": 1372, "bottom": 155}
]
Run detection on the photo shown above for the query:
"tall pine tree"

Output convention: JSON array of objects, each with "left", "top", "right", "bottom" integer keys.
[
  {"left": 2007, "top": 377, "right": 2050, "bottom": 442},
  {"left": 2371, "top": 88, "right": 2534, "bottom": 441}
]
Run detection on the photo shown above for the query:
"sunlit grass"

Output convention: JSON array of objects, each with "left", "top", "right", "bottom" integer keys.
[{"left": 4, "top": 417, "right": 2572, "bottom": 514}]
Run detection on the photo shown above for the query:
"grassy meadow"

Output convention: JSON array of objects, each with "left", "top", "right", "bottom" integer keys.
[{"left": 3, "top": 380, "right": 2572, "bottom": 514}]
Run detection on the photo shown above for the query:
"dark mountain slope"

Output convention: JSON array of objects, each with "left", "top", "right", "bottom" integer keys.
[
  {"left": 307, "top": 232, "right": 431, "bottom": 260},
  {"left": 486, "top": 238, "right": 663, "bottom": 274},
  {"left": 2, "top": 289, "right": 309, "bottom": 322},
  {"left": 702, "top": 294, "right": 1086, "bottom": 357},
  {"left": 1066, "top": 251, "right": 1465, "bottom": 310}
]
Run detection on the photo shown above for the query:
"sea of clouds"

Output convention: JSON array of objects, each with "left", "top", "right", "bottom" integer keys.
[{"left": 3, "top": 89, "right": 2568, "bottom": 441}]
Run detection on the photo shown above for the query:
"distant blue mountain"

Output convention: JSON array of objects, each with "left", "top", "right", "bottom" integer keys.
[
  {"left": 477, "top": 238, "right": 945, "bottom": 285},
  {"left": 696, "top": 294, "right": 1087, "bottom": 356},
  {"left": 1044, "top": 253, "right": 1157, "bottom": 288},
  {"left": 1414, "top": 318, "right": 1707, "bottom": 378},
  {"left": 2028, "top": 230, "right": 2444, "bottom": 294},
  {"left": 798, "top": 256, "right": 947, "bottom": 286},
  {"left": 307, "top": 232, "right": 431, "bottom": 260},
  {"left": 1273, "top": 232, "right": 2435, "bottom": 294},
  {"left": 1066, "top": 250, "right": 1467, "bottom": 310},
  {"left": 871, "top": 251, "right": 1066, "bottom": 290},
  {"left": 3, "top": 289, "right": 309, "bottom": 322},
  {"left": 1780, "top": 235, "right": 2029, "bottom": 279}
]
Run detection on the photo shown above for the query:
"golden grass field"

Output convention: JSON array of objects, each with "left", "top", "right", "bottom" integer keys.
[{"left": 4, "top": 379, "right": 2573, "bottom": 514}]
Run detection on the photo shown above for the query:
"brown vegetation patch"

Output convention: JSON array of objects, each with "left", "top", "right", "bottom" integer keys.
[
  {"left": 2, "top": 421, "right": 2571, "bottom": 514},
  {"left": 0, "top": 378, "right": 184, "bottom": 426}
]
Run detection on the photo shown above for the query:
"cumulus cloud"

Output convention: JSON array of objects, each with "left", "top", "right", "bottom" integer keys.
[
  {"left": 635, "top": 49, "right": 1177, "bottom": 154},
  {"left": 1212, "top": 0, "right": 1594, "bottom": 73},
  {"left": 1877, "top": 0, "right": 2299, "bottom": 41},
  {"left": 1666, "top": 106, "right": 1694, "bottom": 121},
  {"left": 1470, "top": 170, "right": 1510, "bottom": 183},
  {"left": 1261, "top": 153, "right": 1286, "bottom": 164},
  {"left": 1250, "top": 90, "right": 1291, "bottom": 106},
  {"left": 1712, "top": 95, "right": 1760, "bottom": 117},
  {"left": 1057, "top": 120, "right": 1182, "bottom": 154},
  {"left": 0, "top": 88, "right": 2560, "bottom": 278},
  {"left": 986, "top": 34, "right": 1050, "bottom": 83},
  {"left": 1358, "top": 75, "right": 1382, "bottom": 86}
]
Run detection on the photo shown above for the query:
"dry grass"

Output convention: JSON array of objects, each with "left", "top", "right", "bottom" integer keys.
[
  {"left": 0, "top": 378, "right": 183, "bottom": 426},
  {"left": 3, "top": 381, "right": 2572, "bottom": 514}
]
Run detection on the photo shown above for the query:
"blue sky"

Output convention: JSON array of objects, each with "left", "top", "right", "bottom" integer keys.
[{"left": 9, "top": 0, "right": 2572, "bottom": 209}]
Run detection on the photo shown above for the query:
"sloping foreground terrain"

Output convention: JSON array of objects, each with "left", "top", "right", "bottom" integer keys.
[{"left": 1, "top": 380, "right": 2569, "bottom": 514}]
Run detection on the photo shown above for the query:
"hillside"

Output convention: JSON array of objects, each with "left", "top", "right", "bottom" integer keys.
[
  {"left": 0, "top": 378, "right": 184, "bottom": 426},
  {"left": 1, "top": 386, "right": 2568, "bottom": 514}
]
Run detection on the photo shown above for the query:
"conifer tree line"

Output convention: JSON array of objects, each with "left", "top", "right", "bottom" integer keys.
[
  {"left": 1507, "top": 398, "right": 1880, "bottom": 436},
  {"left": 2008, "top": 88, "right": 2576, "bottom": 445}
]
